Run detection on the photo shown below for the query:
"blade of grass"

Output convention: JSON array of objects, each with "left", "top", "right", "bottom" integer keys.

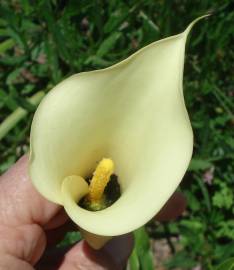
[
  {"left": 216, "top": 257, "right": 234, "bottom": 270},
  {"left": 0, "top": 39, "right": 15, "bottom": 54},
  {"left": 212, "top": 89, "right": 234, "bottom": 118},
  {"left": 0, "top": 91, "right": 45, "bottom": 141},
  {"left": 194, "top": 174, "right": 212, "bottom": 212}
]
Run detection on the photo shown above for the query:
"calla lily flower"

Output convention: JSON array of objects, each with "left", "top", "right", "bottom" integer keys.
[{"left": 29, "top": 16, "right": 208, "bottom": 249}]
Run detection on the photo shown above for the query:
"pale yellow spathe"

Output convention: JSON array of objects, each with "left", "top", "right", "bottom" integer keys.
[{"left": 30, "top": 16, "right": 208, "bottom": 238}]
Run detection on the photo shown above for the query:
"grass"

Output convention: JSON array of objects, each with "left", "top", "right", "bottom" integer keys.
[{"left": 0, "top": 0, "right": 233, "bottom": 269}]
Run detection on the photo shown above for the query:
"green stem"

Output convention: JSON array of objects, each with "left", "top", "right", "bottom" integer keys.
[
  {"left": 0, "top": 91, "right": 45, "bottom": 141},
  {"left": 163, "top": 223, "right": 176, "bottom": 254},
  {"left": 0, "top": 39, "right": 15, "bottom": 54}
]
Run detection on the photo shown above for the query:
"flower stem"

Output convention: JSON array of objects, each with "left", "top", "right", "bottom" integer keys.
[{"left": 0, "top": 91, "right": 45, "bottom": 141}]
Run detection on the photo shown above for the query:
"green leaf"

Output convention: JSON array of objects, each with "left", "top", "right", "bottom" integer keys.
[
  {"left": 165, "top": 251, "right": 197, "bottom": 269},
  {"left": 103, "top": 9, "right": 128, "bottom": 34},
  {"left": 216, "top": 258, "right": 234, "bottom": 270},
  {"left": 188, "top": 158, "right": 213, "bottom": 171},
  {"left": 212, "top": 180, "right": 233, "bottom": 210},
  {"left": 128, "top": 249, "right": 140, "bottom": 270},
  {"left": 97, "top": 32, "right": 121, "bottom": 57},
  {"left": 0, "top": 39, "right": 15, "bottom": 54},
  {"left": 214, "top": 242, "right": 234, "bottom": 259},
  {"left": 6, "top": 68, "right": 22, "bottom": 85},
  {"left": 0, "top": 155, "right": 16, "bottom": 173},
  {"left": 195, "top": 175, "right": 212, "bottom": 212},
  {"left": 0, "top": 55, "right": 27, "bottom": 66},
  {"left": 57, "top": 231, "right": 82, "bottom": 248},
  {"left": 13, "top": 96, "right": 36, "bottom": 112},
  {"left": 131, "top": 227, "right": 154, "bottom": 270}
]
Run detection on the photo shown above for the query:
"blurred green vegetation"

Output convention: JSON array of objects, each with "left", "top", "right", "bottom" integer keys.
[{"left": 0, "top": 1, "right": 233, "bottom": 269}]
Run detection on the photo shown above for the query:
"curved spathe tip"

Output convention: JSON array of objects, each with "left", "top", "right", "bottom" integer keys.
[{"left": 183, "top": 14, "right": 211, "bottom": 36}]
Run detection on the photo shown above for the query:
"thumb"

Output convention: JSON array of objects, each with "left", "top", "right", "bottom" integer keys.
[
  {"left": 58, "top": 234, "right": 134, "bottom": 270},
  {"left": 0, "top": 224, "right": 46, "bottom": 270}
]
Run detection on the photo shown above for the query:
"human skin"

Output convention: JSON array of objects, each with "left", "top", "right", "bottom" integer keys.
[{"left": 0, "top": 155, "right": 186, "bottom": 270}]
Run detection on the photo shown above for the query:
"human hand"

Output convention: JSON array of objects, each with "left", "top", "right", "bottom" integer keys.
[{"left": 0, "top": 155, "right": 186, "bottom": 270}]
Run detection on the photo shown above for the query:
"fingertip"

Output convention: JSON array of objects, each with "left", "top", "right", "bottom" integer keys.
[
  {"left": 58, "top": 241, "right": 110, "bottom": 270},
  {"left": 102, "top": 233, "right": 134, "bottom": 268},
  {"left": 155, "top": 191, "right": 186, "bottom": 222},
  {"left": 58, "top": 234, "right": 134, "bottom": 270}
]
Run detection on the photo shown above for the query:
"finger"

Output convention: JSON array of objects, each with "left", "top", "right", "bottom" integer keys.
[
  {"left": 0, "top": 224, "right": 46, "bottom": 266},
  {"left": 0, "top": 155, "right": 63, "bottom": 228},
  {"left": 45, "top": 220, "right": 77, "bottom": 247},
  {"left": 155, "top": 191, "right": 186, "bottom": 222},
  {"left": 44, "top": 209, "right": 69, "bottom": 230},
  {"left": 55, "top": 234, "right": 134, "bottom": 270},
  {"left": 102, "top": 233, "right": 134, "bottom": 268},
  {"left": 0, "top": 254, "right": 34, "bottom": 270}
]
